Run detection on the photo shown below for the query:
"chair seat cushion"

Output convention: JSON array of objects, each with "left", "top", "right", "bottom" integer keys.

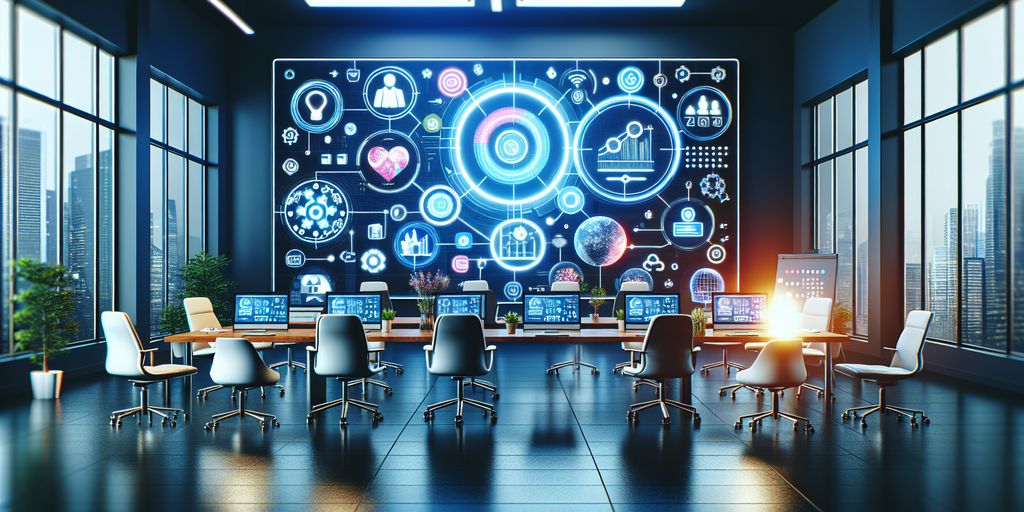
[
  {"left": 802, "top": 348, "right": 825, "bottom": 358},
  {"left": 736, "top": 367, "right": 804, "bottom": 389},
  {"left": 621, "top": 341, "right": 644, "bottom": 351},
  {"left": 140, "top": 364, "right": 198, "bottom": 380},
  {"left": 744, "top": 342, "right": 768, "bottom": 351},
  {"left": 367, "top": 341, "right": 385, "bottom": 352},
  {"left": 835, "top": 363, "right": 913, "bottom": 381},
  {"left": 193, "top": 347, "right": 216, "bottom": 357},
  {"left": 251, "top": 342, "right": 274, "bottom": 350}
]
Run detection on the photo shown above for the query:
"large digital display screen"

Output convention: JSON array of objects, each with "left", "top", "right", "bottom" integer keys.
[
  {"left": 326, "top": 293, "right": 382, "bottom": 324},
  {"left": 624, "top": 293, "right": 681, "bottom": 324},
  {"left": 524, "top": 293, "right": 580, "bottom": 326},
  {"left": 273, "top": 59, "right": 738, "bottom": 302},
  {"left": 436, "top": 294, "right": 485, "bottom": 319},
  {"left": 234, "top": 294, "right": 289, "bottom": 325}
]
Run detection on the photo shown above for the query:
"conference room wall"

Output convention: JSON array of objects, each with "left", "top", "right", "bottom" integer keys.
[{"left": 225, "top": 24, "right": 797, "bottom": 304}]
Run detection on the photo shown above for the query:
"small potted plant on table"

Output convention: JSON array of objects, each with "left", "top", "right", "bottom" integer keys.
[
  {"left": 588, "top": 287, "right": 607, "bottom": 322},
  {"left": 381, "top": 309, "right": 396, "bottom": 334},
  {"left": 691, "top": 307, "right": 708, "bottom": 337},
  {"left": 13, "top": 259, "right": 78, "bottom": 400},
  {"left": 504, "top": 311, "right": 521, "bottom": 334},
  {"left": 615, "top": 309, "right": 626, "bottom": 332},
  {"left": 410, "top": 270, "right": 450, "bottom": 331}
]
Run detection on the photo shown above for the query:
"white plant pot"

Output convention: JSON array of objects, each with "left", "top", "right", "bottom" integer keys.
[
  {"left": 381, "top": 320, "right": 392, "bottom": 334},
  {"left": 30, "top": 370, "right": 64, "bottom": 400},
  {"left": 617, "top": 320, "right": 626, "bottom": 332}
]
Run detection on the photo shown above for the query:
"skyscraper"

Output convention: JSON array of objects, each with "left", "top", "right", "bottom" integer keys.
[
  {"left": 983, "top": 121, "right": 1009, "bottom": 350},
  {"left": 962, "top": 257, "right": 985, "bottom": 345},
  {"left": 66, "top": 154, "right": 95, "bottom": 342},
  {"left": 16, "top": 129, "right": 42, "bottom": 262}
]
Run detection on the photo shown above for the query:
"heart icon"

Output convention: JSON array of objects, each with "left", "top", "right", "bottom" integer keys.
[{"left": 367, "top": 146, "right": 410, "bottom": 182}]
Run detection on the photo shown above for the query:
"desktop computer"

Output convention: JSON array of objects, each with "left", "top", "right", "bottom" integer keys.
[
  {"left": 234, "top": 294, "right": 290, "bottom": 334},
  {"left": 624, "top": 292, "right": 681, "bottom": 331},
  {"left": 523, "top": 293, "right": 581, "bottom": 332},
  {"left": 325, "top": 292, "right": 383, "bottom": 330},
  {"left": 711, "top": 292, "right": 768, "bottom": 330},
  {"left": 435, "top": 293, "right": 486, "bottom": 320}
]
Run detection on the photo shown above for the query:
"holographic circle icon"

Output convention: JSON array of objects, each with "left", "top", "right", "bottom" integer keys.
[
  {"left": 419, "top": 185, "right": 461, "bottom": 226},
  {"left": 362, "top": 66, "right": 418, "bottom": 121},
  {"left": 557, "top": 186, "right": 586, "bottom": 215},
  {"left": 660, "top": 197, "right": 715, "bottom": 250},
  {"left": 676, "top": 86, "right": 732, "bottom": 142},
  {"left": 289, "top": 80, "right": 343, "bottom": 134},
  {"left": 489, "top": 218, "right": 547, "bottom": 272},
  {"left": 574, "top": 216, "right": 627, "bottom": 268},
  {"left": 393, "top": 221, "right": 440, "bottom": 268},
  {"left": 281, "top": 179, "right": 350, "bottom": 245},
  {"left": 437, "top": 67, "right": 468, "bottom": 98},
  {"left": 617, "top": 66, "right": 645, "bottom": 94}
]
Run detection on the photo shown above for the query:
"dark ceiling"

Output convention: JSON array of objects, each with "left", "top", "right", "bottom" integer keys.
[{"left": 207, "top": 0, "right": 837, "bottom": 30}]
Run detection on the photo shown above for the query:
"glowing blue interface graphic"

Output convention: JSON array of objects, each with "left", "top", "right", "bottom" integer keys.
[
  {"left": 435, "top": 294, "right": 485, "bottom": 319},
  {"left": 524, "top": 294, "right": 580, "bottom": 325},
  {"left": 712, "top": 294, "right": 768, "bottom": 325},
  {"left": 274, "top": 60, "right": 738, "bottom": 302},
  {"left": 624, "top": 294, "right": 681, "bottom": 324},
  {"left": 234, "top": 295, "right": 289, "bottom": 325},
  {"left": 327, "top": 294, "right": 382, "bottom": 324}
]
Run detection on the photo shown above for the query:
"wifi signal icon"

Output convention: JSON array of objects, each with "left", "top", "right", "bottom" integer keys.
[{"left": 567, "top": 70, "right": 588, "bottom": 88}]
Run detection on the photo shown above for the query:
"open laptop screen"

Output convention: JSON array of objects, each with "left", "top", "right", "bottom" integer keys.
[
  {"left": 624, "top": 293, "right": 681, "bottom": 329},
  {"left": 436, "top": 293, "right": 485, "bottom": 319},
  {"left": 234, "top": 294, "right": 289, "bottom": 330},
  {"left": 711, "top": 293, "right": 768, "bottom": 330},
  {"left": 524, "top": 293, "right": 580, "bottom": 330}
]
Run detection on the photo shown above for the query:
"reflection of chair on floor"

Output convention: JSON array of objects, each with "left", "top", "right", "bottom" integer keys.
[
  {"left": 837, "top": 311, "right": 932, "bottom": 429},
  {"left": 623, "top": 314, "right": 701, "bottom": 426},
  {"left": 203, "top": 338, "right": 282, "bottom": 431},
  {"left": 423, "top": 314, "right": 497, "bottom": 425},
  {"left": 306, "top": 314, "right": 384, "bottom": 427},
  {"left": 733, "top": 339, "right": 813, "bottom": 432},
  {"left": 546, "top": 281, "right": 599, "bottom": 375}
]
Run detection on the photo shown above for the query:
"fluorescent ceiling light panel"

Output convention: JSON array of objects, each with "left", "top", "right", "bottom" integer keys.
[
  {"left": 306, "top": 0, "right": 475, "bottom": 6},
  {"left": 206, "top": 0, "right": 255, "bottom": 35},
  {"left": 517, "top": 0, "right": 685, "bottom": 6}
]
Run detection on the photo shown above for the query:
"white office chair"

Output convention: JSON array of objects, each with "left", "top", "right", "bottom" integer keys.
[
  {"left": 203, "top": 338, "right": 282, "bottom": 431},
  {"left": 359, "top": 281, "right": 404, "bottom": 375},
  {"left": 306, "top": 315, "right": 385, "bottom": 427},
  {"left": 102, "top": 311, "right": 197, "bottom": 428},
  {"left": 836, "top": 310, "right": 933, "bottom": 429},
  {"left": 184, "top": 297, "right": 275, "bottom": 400},
  {"left": 423, "top": 314, "right": 497, "bottom": 425},
  {"left": 456, "top": 280, "right": 499, "bottom": 399},
  {"left": 733, "top": 339, "right": 813, "bottom": 432},
  {"left": 546, "top": 281, "right": 599, "bottom": 375},
  {"left": 611, "top": 281, "right": 651, "bottom": 375},
  {"left": 622, "top": 314, "right": 701, "bottom": 427}
]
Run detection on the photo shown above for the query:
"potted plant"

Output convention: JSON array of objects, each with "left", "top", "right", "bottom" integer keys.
[
  {"left": 691, "top": 307, "right": 708, "bottom": 337},
  {"left": 381, "top": 309, "right": 396, "bottom": 334},
  {"left": 588, "top": 286, "right": 607, "bottom": 322},
  {"left": 504, "top": 311, "right": 521, "bottom": 334},
  {"left": 615, "top": 309, "right": 626, "bottom": 332},
  {"left": 161, "top": 251, "right": 235, "bottom": 335},
  {"left": 410, "top": 270, "right": 450, "bottom": 331},
  {"left": 12, "top": 259, "right": 78, "bottom": 400}
]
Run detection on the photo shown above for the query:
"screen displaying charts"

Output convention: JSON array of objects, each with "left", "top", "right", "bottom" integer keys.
[
  {"left": 712, "top": 294, "right": 768, "bottom": 326},
  {"left": 624, "top": 293, "right": 681, "bottom": 324},
  {"left": 326, "top": 294, "right": 382, "bottom": 324},
  {"left": 234, "top": 295, "right": 289, "bottom": 326},
  {"left": 436, "top": 294, "right": 485, "bottom": 319},
  {"left": 274, "top": 59, "right": 738, "bottom": 303},
  {"left": 524, "top": 294, "right": 580, "bottom": 326}
]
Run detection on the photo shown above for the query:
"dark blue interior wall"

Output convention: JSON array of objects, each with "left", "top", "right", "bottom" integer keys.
[
  {"left": 892, "top": 0, "right": 994, "bottom": 51},
  {"left": 794, "top": 0, "right": 870, "bottom": 105},
  {"left": 227, "top": 25, "right": 796, "bottom": 297}
]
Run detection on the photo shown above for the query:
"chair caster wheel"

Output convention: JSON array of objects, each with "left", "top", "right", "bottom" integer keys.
[
  {"left": 260, "top": 422, "right": 267, "bottom": 430},
  {"left": 423, "top": 412, "right": 434, "bottom": 422},
  {"left": 375, "top": 413, "right": 384, "bottom": 422},
  {"left": 546, "top": 369, "right": 555, "bottom": 376},
  {"left": 161, "top": 419, "right": 167, "bottom": 427},
  {"left": 274, "top": 420, "right": 280, "bottom": 428},
  {"left": 806, "top": 424, "right": 814, "bottom": 432},
  {"left": 750, "top": 424, "right": 757, "bottom": 432},
  {"left": 860, "top": 420, "right": 868, "bottom": 428},
  {"left": 817, "top": 391, "right": 824, "bottom": 399},
  {"left": 591, "top": 369, "right": 599, "bottom": 375},
  {"left": 756, "top": 391, "right": 765, "bottom": 397},
  {"left": 306, "top": 415, "right": 313, "bottom": 424},
  {"left": 718, "top": 390, "right": 726, "bottom": 397},
  {"left": 733, "top": 421, "right": 741, "bottom": 430},
  {"left": 922, "top": 417, "right": 930, "bottom": 425},
  {"left": 662, "top": 417, "right": 671, "bottom": 426},
  {"left": 396, "top": 368, "right": 404, "bottom": 375},
  {"left": 385, "top": 388, "right": 393, "bottom": 396},
  {"left": 910, "top": 420, "right": 919, "bottom": 429},
  {"left": 204, "top": 423, "right": 212, "bottom": 431},
  {"left": 454, "top": 415, "right": 463, "bottom": 425},
  {"left": 693, "top": 415, "right": 701, "bottom": 427},
  {"left": 492, "top": 393, "right": 500, "bottom": 400},
  {"left": 842, "top": 413, "right": 850, "bottom": 421},
  {"left": 339, "top": 419, "right": 348, "bottom": 428},
  {"left": 279, "top": 389, "right": 285, "bottom": 397}
]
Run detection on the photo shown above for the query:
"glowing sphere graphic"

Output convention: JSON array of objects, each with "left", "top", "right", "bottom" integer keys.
[
  {"left": 689, "top": 268, "right": 725, "bottom": 305},
  {"left": 281, "top": 179, "right": 350, "bottom": 245},
  {"left": 549, "top": 261, "right": 584, "bottom": 286},
  {"left": 573, "top": 216, "right": 627, "bottom": 267}
]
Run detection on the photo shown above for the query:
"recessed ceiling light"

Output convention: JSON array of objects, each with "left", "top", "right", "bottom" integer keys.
[
  {"left": 517, "top": 0, "right": 685, "bottom": 6},
  {"left": 206, "top": 0, "right": 255, "bottom": 35},
  {"left": 305, "top": 0, "right": 475, "bottom": 6}
]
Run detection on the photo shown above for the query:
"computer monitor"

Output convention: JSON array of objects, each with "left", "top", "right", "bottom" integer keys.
[
  {"left": 325, "top": 293, "right": 383, "bottom": 330},
  {"left": 233, "top": 294, "right": 290, "bottom": 330},
  {"left": 435, "top": 293, "right": 485, "bottom": 320},
  {"left": 523, "top": 293, "right": 580, "bottom": 331},
  {"left": 624, "top": 292, "right": 681, "bottom": 330},
  {"left": 711, "top": 292, "right": 768, "bottom": 330}
]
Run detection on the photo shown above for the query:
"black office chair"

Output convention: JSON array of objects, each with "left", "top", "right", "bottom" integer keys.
[
  {"left": 306, "top": 314, "right": 385, "bottom": 427},
  {"left": 423, "top": 314, "right": 497, "bottom": 426},
  {"left": 622, "top": 314, "right": 701, "bottom": 426}
]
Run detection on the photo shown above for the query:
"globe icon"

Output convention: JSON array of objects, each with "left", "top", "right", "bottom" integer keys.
[
  {"left": 574, "top": 216, "right": 627, "bottom": 267},
  {"left": 689, "top": 268, "right": 725, "bottom": 304}
]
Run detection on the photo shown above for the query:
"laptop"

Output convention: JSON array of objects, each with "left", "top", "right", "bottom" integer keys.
[
  {"left": 523, "top": 292, "right": 581, "bottom": 332},
  {"left": 435, "top": 293, "right": 486, "bottom": 320},
  {"left": 325, "top": 292, "right": 383, "bottom": 330},
  {"left": 711, "top": 292, "right": 768, "bottom": 331},
  {"left": 624, "top": 292, "right": 681, "bottom": 331},
  {"left": 234, "top": 293, "right": 290, "bottom": 333}
]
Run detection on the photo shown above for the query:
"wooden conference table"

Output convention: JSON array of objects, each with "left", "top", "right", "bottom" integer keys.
[{"left": 164, "top": 328, "right": 849, "bottom": 413}]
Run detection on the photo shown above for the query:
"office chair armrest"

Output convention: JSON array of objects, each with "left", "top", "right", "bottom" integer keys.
[
  {"left": 423, "top": 345, "right": 434, "bottom": 351},
  {"left": 485, "top": 346, "right": 496, "bottom": 372},
  {"left": 423, "top": 345, "right": 433, "bottom": 368},
  {"left": 140, "top": 348, "right": 158, "bottom": 366},
  {"left": 882, "top": 347, "right": 897, "bottom": 351},
  {"left": 305, "top": 346, "right": 317, "bottom": 352},
  {"left": 485, "top": 345, "right": 497, "bottom": 352}
]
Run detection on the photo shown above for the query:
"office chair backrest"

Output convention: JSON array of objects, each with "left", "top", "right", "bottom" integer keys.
[
  {"left": 428, "top": 314, "right": 489, "bottom": 376},
  {"left": 184, "top": 297, "right": 220, "bottom": 351},
  {"left": 101, "top": 311, "right": 146, "bottom": 378},
  {"left": 800, "top": 297, "right": 833, "bottom": 354},
  {"left": 637, "top": 314, "right": 694, "bottom": 378},
  {"left": 314, "top": 314, "right": 373, "bottom": 377},
  {"left": 891, "top": 310, "right": 932, "bottom": 373},
  {"left": 746, "top": 339, "right": 807, "bottom": 389},
  {"left": 551, "top": 281, "right": 580, "bottom": 292},
  {"left": 209, "top": 338, "right": 271, "bottom": 386},
  {"left": 463, "top": 280, "right": 489, "bottom": 292},
  {"left": 612, "top": 281, "right": 651, "bottom": 314},
  {"left": 359, "top": 281, "right": 393, "bottom": 310}
]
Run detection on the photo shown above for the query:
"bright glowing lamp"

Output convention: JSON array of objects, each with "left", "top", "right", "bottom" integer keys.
[{"left": 766, "top": 297, "right": 800, "bottom": 338}]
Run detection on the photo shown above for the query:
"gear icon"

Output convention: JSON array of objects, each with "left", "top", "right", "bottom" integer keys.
[
  {"left": 710, "top": 66, "right": 726, "bottom": 83},
  {"left": 700, "top": 172, "right": 729, "bottom": 203},
  {"left": 675, "top": 65, "right": 691, "bottom": 83},
  {"left": 282, "top": 127, "right": 299, "bottom": 145}
]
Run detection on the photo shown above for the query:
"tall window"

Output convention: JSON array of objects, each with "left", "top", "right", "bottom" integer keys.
[
  {"left": 808, "top": 78, "right": 869, "bottom": 336},
  {"left": 0, "top": 1, "right": 116, "bottom": 353},
  {"left": 149, "top": 79, "right": 214, "bottom": 337},
  {"left": 903, "top": 2, "right": 1021, "bottom": 355}
]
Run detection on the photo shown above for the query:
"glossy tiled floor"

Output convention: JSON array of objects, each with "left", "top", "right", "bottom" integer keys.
[{"left": 2, "top": 343, "right": 1022, "bottom": 511}]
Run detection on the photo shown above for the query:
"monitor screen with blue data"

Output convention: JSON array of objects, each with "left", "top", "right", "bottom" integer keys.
[
  {"left": 234, "top": 294, "right": 290, "bottom": 330},
  {"left": 711, "top": 292, "right": 768, "bottom": 330},
  {"left": 624, "top": 293, "right": 681, "bottom": 329},
  {"left": 326, "top": 293, "right": 382, "bottom": 329},
  {"left": 524, "top": 293, "right": 580, "bottom": 330},
  {"left": 436, "top": 294, "right": 485, "bottom": 319}
]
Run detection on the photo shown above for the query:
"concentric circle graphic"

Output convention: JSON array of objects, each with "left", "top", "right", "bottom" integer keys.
[
  {"left": 444, "top": 80, "right": 573, "bottom": 214},
  {"left": 557, "top": 186, "right": 586, "bottom": 215},
  {"left": 289, "top": 80, "right": 343, "bottom": 134},
  {"left": 419, "top": 185, "right": 461, "bottom": 226},
  {"left": 437, "top": 67, "right": 468, "bottom": 98},
  {"left": 280, "top": 179, "right": 350, "bottom": 245},
  {"left": 362, "top": 66, "right": 418, "bottom": 121}
]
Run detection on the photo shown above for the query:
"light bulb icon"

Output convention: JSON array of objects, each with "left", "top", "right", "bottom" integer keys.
[{"left": 305, "top": 90, "right": 328, "bottom": 122}]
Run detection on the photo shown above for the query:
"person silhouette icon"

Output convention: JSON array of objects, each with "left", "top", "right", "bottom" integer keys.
[
  {"left": 696, "top": 95, "right": 710, "bottom": 116},
  {"left": 373, "top": 73, "right": 406, "bottom": 110}
]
